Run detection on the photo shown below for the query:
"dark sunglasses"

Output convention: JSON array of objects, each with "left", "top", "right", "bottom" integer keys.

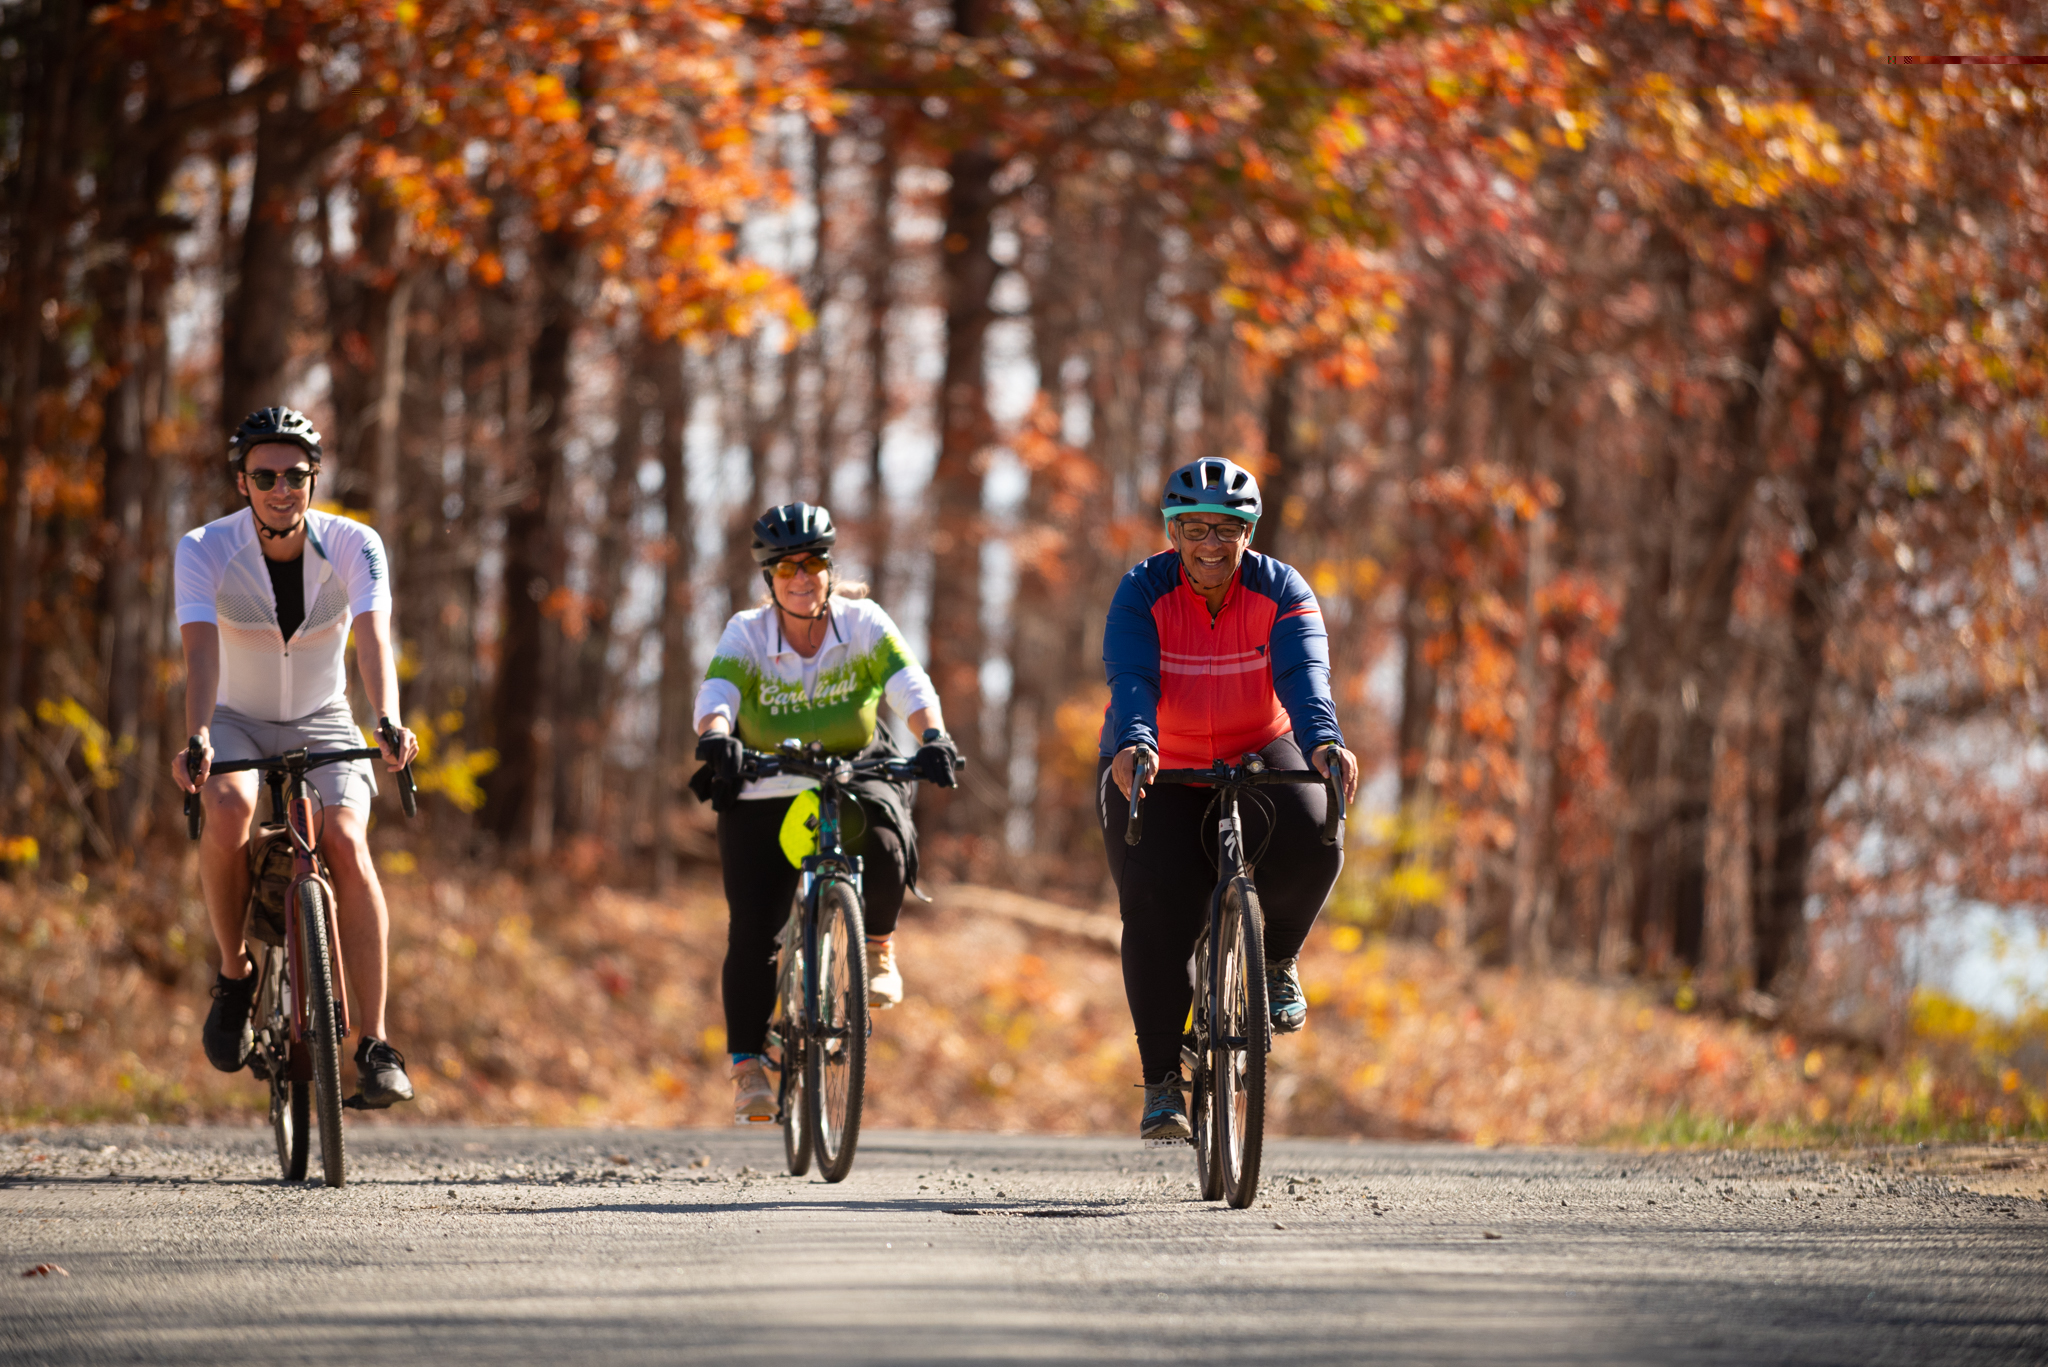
[
  {"left": 247, "top": 467, "right": 315, "bottom": 492},
  {"left": 1175, "top": 519, "right": 1249, "bottom": 543},
  {"left": 770, "top": 554, "right": 831, "bottom": 579}
]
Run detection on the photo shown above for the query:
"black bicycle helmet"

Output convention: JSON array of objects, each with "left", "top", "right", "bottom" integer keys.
[
  {"left": 228, "top": 406, "right": 323, "bottom": 467},
  {"left": 751, "top": 502, "right": 837, "bottom": 564},
  {"left": 1161, "top": 457, "right": 1261, "bottom": 525}
]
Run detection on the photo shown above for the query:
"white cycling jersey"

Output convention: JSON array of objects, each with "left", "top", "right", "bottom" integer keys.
[{"left": 174, "top": 508, "right": 391, "bottom": 723}]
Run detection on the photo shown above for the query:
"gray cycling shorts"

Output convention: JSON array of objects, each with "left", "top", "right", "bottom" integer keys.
[{"left": 209, "top": 699, "right": 378, "bottom": 816}]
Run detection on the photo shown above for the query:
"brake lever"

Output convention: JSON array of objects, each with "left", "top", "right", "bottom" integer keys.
[
  {"left": 183, "top": 736, "right": 205, "bottom": 841},
  {"left": 1124, "top": 748, "right": 1155, "bottom": 847},
  {"left": 378, "top": 716, "right": 417, "bottom": 818},
  {"left": 1321, "top": 754, "right": 1348, "bottom": 849}
]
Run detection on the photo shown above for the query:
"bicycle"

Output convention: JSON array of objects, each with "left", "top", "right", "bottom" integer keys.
[
  {"left": 738, "top": 738, "right": 961, "bottom": 1183},
  {"left": 1125, "top": 749, "right": 1344, "bottom": 1209},
  {"left": 183, "top": 722, "right": 415, "bottom": 1188}
]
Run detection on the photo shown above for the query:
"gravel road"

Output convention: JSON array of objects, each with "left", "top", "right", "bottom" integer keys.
[{"left": 4, "top": 1125, "right": 2045, "bottom": 1365}]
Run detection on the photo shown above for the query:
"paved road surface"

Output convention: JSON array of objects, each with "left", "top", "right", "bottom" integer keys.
[{"left": 4, "top": 1125, "right": 2045, "bottom": 1365}]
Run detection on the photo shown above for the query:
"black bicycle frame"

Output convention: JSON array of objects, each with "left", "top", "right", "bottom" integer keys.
[{"left": 743, "top": 740, "right": 923, "bottom": 1040}]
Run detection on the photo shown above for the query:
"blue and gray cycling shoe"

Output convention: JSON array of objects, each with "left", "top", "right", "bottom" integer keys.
[
  {"left": 1267, "top": 956, "right": 1307, "bottom": 1034},
  {"left": 1139, "top": 1075, "right": 1192, "bottom": 1145}
]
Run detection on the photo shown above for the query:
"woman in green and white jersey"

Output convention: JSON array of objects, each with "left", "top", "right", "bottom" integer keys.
[{"left": 692, "top": 502, "right": 961, "bottom": 1124}]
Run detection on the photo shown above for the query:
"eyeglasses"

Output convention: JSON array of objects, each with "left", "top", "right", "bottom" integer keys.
[
  {"left": 770, "top": 554, "right": 831, "bottom": 579},
  {"left": 247, "top": 467, "right": 315, "bottom": 492},
  {"left": 1174, "top": 519, "right": 1249, "bottom": 543}
]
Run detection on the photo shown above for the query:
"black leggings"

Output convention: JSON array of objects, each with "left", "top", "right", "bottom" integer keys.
[
  {"left": 1096, "top": 735, "right": 1344, "bottom": 1083},
  {"left": 717, "top": 794, "right": 908, "bottom": 1056}
]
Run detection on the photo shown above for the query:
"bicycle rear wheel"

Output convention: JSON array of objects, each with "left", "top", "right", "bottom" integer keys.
[
  {"left": 1211, "top": 875, "right": 1268, "bottom": 1209},
  {"left": 805, "top": 880, "right": 868, "bottom": 1183},
  {"left": 296, "top": 879, "right": 346, "bottom": 1188},
  {"left": 775, "top": 913, "right": 813, "bottom": 1176},
  {"left": 1189, "top": 932, "right": 1223, "bottom": 1200}
]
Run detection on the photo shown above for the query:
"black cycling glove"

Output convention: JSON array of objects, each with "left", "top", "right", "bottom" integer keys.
[
  {"left": 914, "top": 729, "right": 961, "bottom": 788},
  {"left": 695, "top": 731, "right": 744, "bottom": 784}
]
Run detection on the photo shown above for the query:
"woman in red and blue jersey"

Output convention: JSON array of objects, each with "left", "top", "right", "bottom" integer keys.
[{"left": 1097, "top": 457, "right": 1361, "bottom": 1143}]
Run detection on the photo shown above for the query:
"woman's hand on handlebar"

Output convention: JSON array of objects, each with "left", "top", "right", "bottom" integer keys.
[
  {"left": 1111, "top": 744, "right": 1157, "bottom": 801},
  {"left": 173, "top": 732, "right": 213, "bottom": 793},
  {"left": 376, "top": 721, "right": 419, "bottom": 771},
  {"left": 1311, "top": 743, "right": 1360, "bottom": 804}
]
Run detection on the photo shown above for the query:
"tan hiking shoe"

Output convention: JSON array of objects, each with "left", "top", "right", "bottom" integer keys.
[
  {"left": 732, "top": 1056, "right": 775, "bottom": 1125},
  {"left": 867, "top": 937, "right": 903, "bottom": 1009}
]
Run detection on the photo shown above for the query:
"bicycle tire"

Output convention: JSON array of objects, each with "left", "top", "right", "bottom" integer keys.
[
  {"left": 1191, "top": 1066, "right": 1223, "bottom": 1200},
  {"left": 805, "top": 879, "right": 868, "bottom": 1183},
  {"left": 1189, "top": 930, "right": 1223, "bottom": 1200},
  {"left": 1213, "top": 875, "right": 1268, "bottom": 1209},
  {"left": 776, "top": 911, "right": 813, "bottom": 1176},
  {"left": 259, "top": 949, "right": 308, "bottom": 1181},
  {"left": 297, "top": 879, "right": 347, "bottom": 1189}
]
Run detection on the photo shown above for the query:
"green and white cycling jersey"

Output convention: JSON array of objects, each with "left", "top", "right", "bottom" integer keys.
[{"left": 692, "top": 595, "right": 941, "bottom": 800}]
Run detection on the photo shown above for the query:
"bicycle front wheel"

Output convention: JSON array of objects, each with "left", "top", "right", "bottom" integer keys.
[
  {"left": 804, "top": 880, "right": 868, "bottom": 1183},
  {"left": 296, "top": 879, "right": 346, "bottom": 1188},
  {"left": 1211, "top": 875, "right": 1268, "bottom": 1209}
]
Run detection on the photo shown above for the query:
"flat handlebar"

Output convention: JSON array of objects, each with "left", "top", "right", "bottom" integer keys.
[
  {"left": 1123, "top": 751, "right": 1347, "bottom": 850},
  {"left": 183, "top": 744, "right": 418, "bottom": 841},
  {"left": 738, "top": 743, "right": 964, "bottom": 787}
]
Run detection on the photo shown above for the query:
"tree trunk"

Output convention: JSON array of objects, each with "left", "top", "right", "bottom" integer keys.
[
  {"left": 93, "top": 88, "right": 180, "bottom": 846},
  {"left": 0, "top": 0, "right": 83, "bottom": 819},
  {"left": 1508, "top": 504, "right": 1553, "bottom": 967},
  {"left": 221, "top": 56, "right": 313, "bottom": 433},
  {"left": 1756, "top": 366, "right": 1855, "bottom": 995},
  {"left": 724, "top": 339, "right": 767, "bottom": 616},
  {"left": 651, "top": 340, "right": 696, "bottom": 892},
  {"left": 563, "top": 331, "right": 651, "bottom": 836},
  {"left": 482, "top": 227, "right": 578, "bottom": 853},
  {"left": 861, "top": 129, "right": 898, "bottom": 603},
  {"left": 1253, "top": 356, "right": 1302, "bottom": 563},
  {"left": 926, "top": 125, "right": 1000, "bottom": 832},
  {"left": 1662, "top": 257, "right": 1782, "bottom": 970}
]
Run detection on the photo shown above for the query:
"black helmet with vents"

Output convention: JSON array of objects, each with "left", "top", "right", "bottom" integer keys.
[
  {"left": 228, "top": 407, "right": 323, "bottom": 467},
  {"left": 750, "top": 502, "right": 837, "bottom": 564}
]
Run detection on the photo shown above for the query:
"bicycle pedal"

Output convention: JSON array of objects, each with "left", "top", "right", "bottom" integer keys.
[
  {"left": 733, "top": 1114, "right": 775, "bottom": 1127},
  {"left": 1144, "top": 1137, "right": 1193, "bottom": 1149}
]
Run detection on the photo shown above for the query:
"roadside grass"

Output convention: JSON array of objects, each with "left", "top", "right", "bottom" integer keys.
[{"left": 4, "top": 862, "right": 2042, "bottom": 1147}]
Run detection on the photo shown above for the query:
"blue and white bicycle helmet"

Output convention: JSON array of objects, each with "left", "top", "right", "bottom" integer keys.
[{"left": 1161, "top": 457, "right": 1262, "bottom": 527}]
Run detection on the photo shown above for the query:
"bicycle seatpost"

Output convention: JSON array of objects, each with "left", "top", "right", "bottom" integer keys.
[{"left": 183, "top": 736, "right": 205, "bottom": 841}]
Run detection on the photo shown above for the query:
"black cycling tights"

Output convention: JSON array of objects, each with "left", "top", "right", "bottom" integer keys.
[
  {"left": 1096, "top": 735, "right": 1344, "bottom": 1084},
  {"left": 717, "top": 794, "right": 907, "bottom": 1056}
]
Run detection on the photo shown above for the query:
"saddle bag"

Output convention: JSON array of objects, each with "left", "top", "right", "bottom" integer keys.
[{"left": 245, "top": 828, "right": 293, "bottom": 946}]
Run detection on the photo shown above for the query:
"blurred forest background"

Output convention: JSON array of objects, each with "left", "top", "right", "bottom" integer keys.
[{"left": 3, "top": 0, "right": 2046, "bottom": 1137}]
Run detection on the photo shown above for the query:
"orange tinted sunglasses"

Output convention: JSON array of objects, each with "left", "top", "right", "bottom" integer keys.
[{"left": 770, "top": 554, "right": 831, "bottom": 579}]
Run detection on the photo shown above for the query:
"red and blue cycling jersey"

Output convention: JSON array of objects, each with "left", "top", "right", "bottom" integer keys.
[{"left": 1100, "top": 550, "right": 1344, "bottom": 769}]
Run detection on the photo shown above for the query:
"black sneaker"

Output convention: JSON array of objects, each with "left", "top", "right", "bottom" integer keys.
[
  {"left": 352, "top": 1037, "right": 416, "bottom": 1109},
  {"left": 202, "top": 959, "right": 258, "bottom": 1073}
]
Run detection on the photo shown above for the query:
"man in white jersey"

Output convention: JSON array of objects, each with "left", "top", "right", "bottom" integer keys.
[{"left": 171, "top": 406, "right": 421, "bottom": 1108}]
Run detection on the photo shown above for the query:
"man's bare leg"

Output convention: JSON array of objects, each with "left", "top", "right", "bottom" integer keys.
[
  {"left": 199, "top": 774, "right": 259, "bottom": 976},
  {"left": 319, "top": 805, "right": 389, "bottom": 1041}
]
